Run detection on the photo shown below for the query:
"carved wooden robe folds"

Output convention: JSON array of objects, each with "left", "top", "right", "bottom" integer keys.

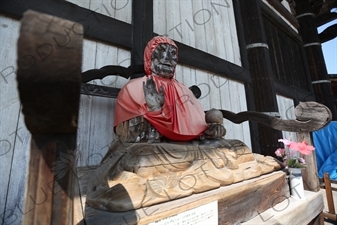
[
  {"left": 86, "top": 139, "right": 281, "bottom": 211},
  {"left": 86, "top": 36, "right": 281, "bottom": 212}
]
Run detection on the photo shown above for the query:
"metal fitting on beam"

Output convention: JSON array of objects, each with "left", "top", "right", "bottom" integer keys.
[
  {"left": 246, "top": 43, "right": 269, "bottom": 50},
  {"left": 262, "top": 112, "right": 281, "bottom": 118},
  {"left": 296, "top": 13, "right": 315, "bottom": 19},
  {"left": 303, "top": 42, "right": 321, "bottom": 47},
  {"left": 312, "top": 80, "right": 331, "bottom": 84}
]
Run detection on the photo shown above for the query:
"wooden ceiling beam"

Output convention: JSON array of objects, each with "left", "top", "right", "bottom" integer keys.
[
  {"left": 315, "top": 12, "right": 337, "bottom": 27},
  {"left": 319, "top": 24, "right": 337, "bottom": 43}
]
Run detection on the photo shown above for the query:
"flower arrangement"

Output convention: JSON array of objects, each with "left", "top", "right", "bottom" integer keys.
[{"left": 275, "top": 139, "right": 315, "bottom": 168}]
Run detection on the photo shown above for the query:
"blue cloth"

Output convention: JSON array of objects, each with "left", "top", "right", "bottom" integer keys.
[{"left": 312, "top": 121, "right": 337, "bottom": 180}]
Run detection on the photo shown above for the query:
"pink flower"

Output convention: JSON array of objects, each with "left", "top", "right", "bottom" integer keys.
[
  {"left": 275, "top": 148, "right": 285, "bottom": 157},
  {"left": 299, "top": 158, "right": 306, "bottom": 164},
  {"left": 278, "top": 139, "right": 293, "bottom": 147},
  {"left": 289, "top": 141, "right": 315, "bottom": 155}
]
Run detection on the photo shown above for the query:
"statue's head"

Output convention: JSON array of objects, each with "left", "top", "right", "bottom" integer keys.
[{"left": 144, "top": 36, "right": 178, "bottom": 78}]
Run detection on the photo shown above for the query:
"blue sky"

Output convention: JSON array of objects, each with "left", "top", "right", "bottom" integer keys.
[{"left": 317, "top": 18, "right": 337, "bottom": 74}]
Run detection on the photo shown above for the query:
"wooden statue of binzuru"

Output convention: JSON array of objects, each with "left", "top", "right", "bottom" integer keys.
[{"left": 86, "top": 36, "right": 281, "bottom": 212}]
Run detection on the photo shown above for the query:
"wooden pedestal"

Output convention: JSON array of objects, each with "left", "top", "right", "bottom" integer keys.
[
  {"left": 75, "top": 170, "right": 289, "bottom": 224},
  {"left": 243, "top": 190, "right": 324, "bottom": 224}
]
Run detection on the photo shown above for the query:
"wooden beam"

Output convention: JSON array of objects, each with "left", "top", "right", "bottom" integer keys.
[
  {"left": 315, "top": 12, "right": 337, "bottom": 27},
  {"left": 324, "top": 173, "right": 336, "bottom": 214},
  {"left": 80, "top": 84, "right": 121, "bottom": 98},
  {"left": 233, "top": 0, "right": 261, "bottom": 153},
  {"left": 260, "top": 1, "right": 301, "bottom": 43},
  {"left": 274, "top": 82, "right": 315, "bottom": 102},
  {"left": 0, "top": 0, "right": 132, "bottom": 49},
  {"left": 319, "top": 24, "right": 337, "bottom": 43},
  {"left": 131, "top": 0, "right": 153, "bottom": 79},
  {"left": 266, "top": 0, "right": 299, "bottom": 28},
  {"left": 0, "top": 0, "right": 252, "bottom": 84},
  {"left": 174, "top": 41, "right": 252, "bottom": 83},
  {"left": 322, "top": 212, "right": 337, "bottom": 222},
  {"left": 220, "top": 101, "right": 332, "bottom": 133},
  {"left": 16, "top": 10, "right": 82, "bottom": 225},
  {"left": 261, "top": 1, "right": 315, "bottom": 97}
]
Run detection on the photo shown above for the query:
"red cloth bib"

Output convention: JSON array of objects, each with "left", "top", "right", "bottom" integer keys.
[{"left": 114, "top": 36, "right": 208, "bottom": 141}]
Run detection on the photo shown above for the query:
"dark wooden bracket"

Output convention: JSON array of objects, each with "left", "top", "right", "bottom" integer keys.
[
  {"left": 81, "top": 64, "right": 144, "bottom": 82},
  {"left": 220, "top": 101, "right": 332, "bottom": 132},
  {"left": 16, "top": 10, "right": 83, "bottom": 225}
]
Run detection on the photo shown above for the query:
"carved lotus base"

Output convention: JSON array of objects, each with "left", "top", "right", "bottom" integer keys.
[{"left": 86, "top": 139, "right": 281, "bottom": 211}]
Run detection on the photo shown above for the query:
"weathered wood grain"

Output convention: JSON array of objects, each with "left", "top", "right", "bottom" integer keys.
[
  {"left": 66, "top": 0, "right": 133, "bottom": 24},
  {"left": 16, "top": 10, "right": 83, "bottom": 225},
  {"left": 323, "top": 173, "right": 336, "bottom": 215},
  {"left": 242, "top": 190, "right": 324, "bottom": 225},
  {"left": 23, "top": 137, "right": 56, "bottom": 225},
  {"left": 276, "top": 95, "right": 297, "bottom": 141},
  {"left": 220, "top": 101, "right": 332, "bottom": 133},
  {"left": 81, "top": 63, "right": 143, "bottom": 83},
  {"left": 295, "top": 102, "right": 331, "bottom": 193},
  {"left": 296, "top": 132, "right": 321, "bottom": 192},
  {"left": 179, "top": 0, "right": 195, "bottom": 48},
  {"left": 228, "top": 81, "right": 250, "bottom": 144},
  {"left": 76, "top": 39, "right": 98, "bottom": 168},
  {"left": 17, "top": 10, "right": 82, "bottom": 134},
  {"left": 295, "top": 0, "right": 337, "bottom": 120},
  {"left": 0, "top": 15, "right": 23, "bottom": 225},
  {"left": 187, "top": 67, "right": 251, "bottom": 148},
  {"left": 0, "top": 15, "right": 33, "bottom": 225},
  {"left": 73, "top": 172, "right": 84, "bottom": 225},
  {"left": 295, "top": 102, "right": 332, "bottom": 126},
  {"left": 264, "top": 0, "right": 299, "bottom": 28},
  {"left": 0, "top": 0, "right": 133, "bottom": 51},
  {"left": 2, "top": 113, "right": 31, "bottom": 225},
  {"left": 79, "top": 170, "right": 288, "bottom": 225},
  {"left": 153, "top": 0, "right": 241, "bottom": 65},
  {"left": 76, "top": 40, "right": 130, "bottom": 167}
]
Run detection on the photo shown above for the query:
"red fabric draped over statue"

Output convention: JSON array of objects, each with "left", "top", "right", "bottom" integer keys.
[{"left": 114, "top": 36, "right": 208, "bottom": 141}]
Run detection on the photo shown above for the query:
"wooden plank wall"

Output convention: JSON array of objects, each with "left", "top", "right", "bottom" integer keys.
[
  {"left": 63, "top": 0, "right": 132, "bottom": 167},
  {"left": 276, "top": 94, "right": 297, "bottom": 141},
  {"left": 153, "top": 0, "right": 241, "bottom": 66},
  {"left": 174, "top": 65, "right": 251, "bottom": 148},
  {"left": 76, "top": 40, "right": 130, "bottom": 167},
  {"left": 0, "top": 1, "right": 250, "bottom": 223},
  {"left": 0, "top": 15, "right": 31, "bottom": 225},
  {"left": 75, "top": 0, "right": 251, "bottom": 167},
  {"left": 261, "top": 0, "right": 297, "bottom": 31},
  {"left": 76, "top": 58, "right": 251, "bottom": 168},
  {"left": 66, "top": 0, "right": 132, "bottom": 24},
  {"left": 153, "top": 0, "right": 251, "bottom": 148}
]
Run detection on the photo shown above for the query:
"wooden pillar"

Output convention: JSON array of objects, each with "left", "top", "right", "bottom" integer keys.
[
  {"left": 294, "top": 101, "right": 332, "bottom": 192},
  {"left": 296, "top": 132, "right": 320, "bottom": 192},
  {"left": 17, "top": 10, "right": 83, "bottom": 225},
  {"left": 131, "top": 0, "right": 153, "bottom": 79},
  {"left": 233, "top": 0, "right": 260, "bottom": 153},
  {"left": 238, "top": 0, "right": 282, "bottom": 156},
  {"left": 295, "top": 0, "right": 337, "bottom": 120}
]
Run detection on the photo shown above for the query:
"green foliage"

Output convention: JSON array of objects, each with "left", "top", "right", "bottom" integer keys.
[{"left": 287, "top": 158, "right": 307, "bottom": 168}]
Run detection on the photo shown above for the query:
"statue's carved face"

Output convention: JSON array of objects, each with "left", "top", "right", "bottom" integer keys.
[{"left": 151, "top": 43, "right": 177, "bottom": 78}]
